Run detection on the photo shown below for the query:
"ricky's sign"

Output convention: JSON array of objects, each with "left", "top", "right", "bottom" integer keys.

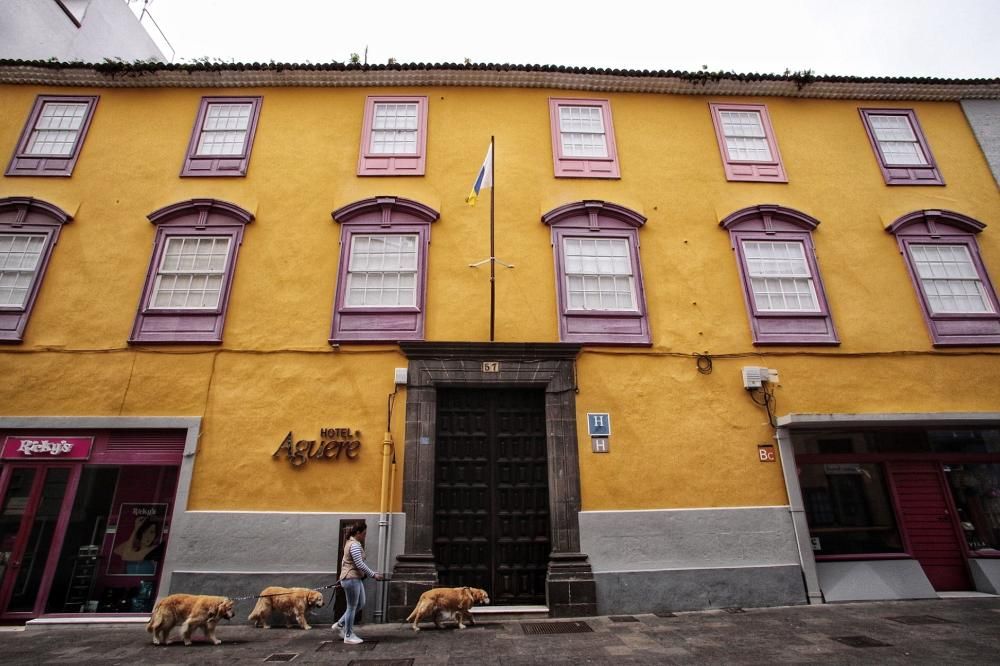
[{"left": 273, "top": 428, "right": 362, "bottom": 467}]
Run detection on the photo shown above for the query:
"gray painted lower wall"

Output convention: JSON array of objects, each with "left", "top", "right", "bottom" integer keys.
[
  {"left": 579, "top": 507, "right": 807, "bottom": 613},
  {"left": 817, "top": 560, "right": 936, "bottom": 602},
  {"left": 161, "top": 511, "right": 406, "bottom": 624},
  {"left": 969, "top": 558, "right": 1000, "bottom": 594}
]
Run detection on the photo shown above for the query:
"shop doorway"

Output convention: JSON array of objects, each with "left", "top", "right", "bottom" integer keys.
[
  {"left": 434, "top": 388, "right": 549, "bottom": 605},
  {"left": 0, "top": 465, "right": 79, "bottom": 620},
  {"left": 889, "top": 462, "right": 973, "bottom": 590}
]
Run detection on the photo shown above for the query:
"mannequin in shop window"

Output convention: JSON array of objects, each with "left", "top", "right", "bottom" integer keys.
[{"left": 114, "top": 516, "right": 164, "bottom": 575}]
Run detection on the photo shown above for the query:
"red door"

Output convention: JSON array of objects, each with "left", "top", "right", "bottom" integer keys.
[
  {"left": 0, "top": 464, "right": 80, "bottom": 620},
  {"left": 889, "top": 462, "right": 971, "bottom": 591}
]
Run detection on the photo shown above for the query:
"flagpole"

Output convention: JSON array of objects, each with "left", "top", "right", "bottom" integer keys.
[{"left": 489, "top": 135, "right": 495, "bottom": 342}]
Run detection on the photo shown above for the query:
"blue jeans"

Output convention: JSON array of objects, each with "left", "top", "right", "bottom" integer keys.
[{"left": 336, "top": 578, "right": 365, "bottom": 637}]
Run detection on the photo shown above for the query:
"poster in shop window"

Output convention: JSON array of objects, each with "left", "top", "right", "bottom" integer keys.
[{"left": 107, "top": 503, "right": 168, "bottom": 576}]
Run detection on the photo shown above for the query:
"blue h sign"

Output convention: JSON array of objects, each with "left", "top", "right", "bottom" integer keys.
[{"left": 587, "top": 413, "right": 611, "bottom": 437}]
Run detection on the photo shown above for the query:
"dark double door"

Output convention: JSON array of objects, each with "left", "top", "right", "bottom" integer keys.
[{"left": 434, "top": 388, "right": 549, "bottom": 605}]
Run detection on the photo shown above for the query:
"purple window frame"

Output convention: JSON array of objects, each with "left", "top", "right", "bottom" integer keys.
[
  {"left": 6, "top": 95, "right": 98, "bottom": 177},
  {"left": 357, "top": 96, "right": 429, "bottom": 176},
  {"left": 709, "top": 103, "right": 787, "bottom": 183},
  {"left": 330, "top": 196, "right": 439, "bottom": 343},
  {"left": 859, "top": 108, "right": 943, "bottom": 186},
  {"left": 180, "top": 97, "right": 262, "bottom": 177},
  {"left": 542, "top": 200, "right": 650, "bottom": 345},
  {"left": 721, "top": 205, "right": 839, "bottom": 346},
  {"left": 130, "top": 199, "right": 253, "bottom": 344},
  {"left": 0, "top": 197, "right": 72, "bottom": 343},
  {"left": 888, "top": 209, "right": 1000, "bottom": 346},
  {"left": 548, "top": 98, "right": 621, "bottom": 179}
]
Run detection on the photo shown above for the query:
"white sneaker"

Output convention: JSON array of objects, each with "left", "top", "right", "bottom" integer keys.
[
  {"left": 331, "top": 623, "right": 345, "bottom": 637},
  {"left": 344, "top": 634, "right": 363, "bottom": 645}
]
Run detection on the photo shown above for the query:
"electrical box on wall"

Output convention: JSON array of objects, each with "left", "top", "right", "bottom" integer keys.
[
  {"left": 394, "top": 368, "right": 408, "bottom": 385},
  {"left": 742, "top": 366, "right": 779, "bottom": 389}
]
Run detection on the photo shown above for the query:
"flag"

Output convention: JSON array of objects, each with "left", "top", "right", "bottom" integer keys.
[{"left": 465, "top": 143, "right": 493, "bottom": 206}]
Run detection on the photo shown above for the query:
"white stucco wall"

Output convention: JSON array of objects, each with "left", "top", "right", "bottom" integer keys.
[{"left": 0, "top": 0, "right": 164, "bottom": 62}]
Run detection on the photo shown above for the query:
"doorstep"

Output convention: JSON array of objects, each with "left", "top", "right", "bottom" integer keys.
[
  {"left": 471, "top": 605, "right": 549, "bottom": 621},
  {"left": 25, "top": 614, "right": 151, "bottom": 630}
]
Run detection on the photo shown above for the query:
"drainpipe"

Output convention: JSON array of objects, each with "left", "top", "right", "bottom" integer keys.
[{"left": 374, "top": 429, "right": 393, "bottom": 622}]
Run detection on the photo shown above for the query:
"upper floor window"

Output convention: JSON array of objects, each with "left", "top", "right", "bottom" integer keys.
[
  {"left": 331, "top": 197, "right": 439, "bottom": 342},
  {"left": 548, "top": 98, "right": 620, "bottom": 179},
  {"left": 721, "top": 205, "right": 838, "bottom": 345},
  {"left": 888, "top": 210, "right": 1000, "bottom": 346},
  {"left": 859, "top": 108, "right": 943, "bottom": 185},
  {"left": 542, "top": 201, "right": 649, "bottom": 345},
  {"left": 0, "top": 197, "right": 72, "bottom": 342},
  {"left": 357, "top": 96, "right": 428, "bottom": 176},
  {"left": 6, "top": 96, "right": 98, "bottom": 177},
  {"left": 130, "top": 199, "right": 253, "bottom": 343},
  {"left": 709, "top": 103, "right": 787, "bottom": 183},
  {"left": 181, "top": 97, "right": 262, "bottom": 177}
]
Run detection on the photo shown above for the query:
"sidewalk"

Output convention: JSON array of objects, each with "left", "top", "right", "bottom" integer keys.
[{"left": 1, "top": 597, "right": 998, "bottom": 664}]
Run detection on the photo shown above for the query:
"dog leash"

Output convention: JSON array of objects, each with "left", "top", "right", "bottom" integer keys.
[{"left": 229, "top": 581, "right": 345, "bottom": 603}]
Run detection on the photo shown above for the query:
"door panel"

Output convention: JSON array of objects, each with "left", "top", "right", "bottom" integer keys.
[
  {"left": 890, "top": 462, "right": 972, "bottom": 591},
  {"left": 435, "top": 388, "right": 549, "bottom": 605},
  {"left": 0, "top": 466, "right": 73, "bottom": 616}
]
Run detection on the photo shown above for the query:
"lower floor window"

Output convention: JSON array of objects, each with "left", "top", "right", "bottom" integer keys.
[
  {"left": 945, "top": 463, "right": 1000, "bottom": 555},
  {"left": 799, "top": 463, "right": 903, "bottom": 556}
]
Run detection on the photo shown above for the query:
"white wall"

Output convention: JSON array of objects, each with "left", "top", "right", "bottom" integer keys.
[{"left": 0, "top": 0, "right": 164, "bottom": 62}]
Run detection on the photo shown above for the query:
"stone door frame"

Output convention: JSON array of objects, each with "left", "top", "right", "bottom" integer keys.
[{"left": 387, "top": 342, "right": 596, "bottom": 619}]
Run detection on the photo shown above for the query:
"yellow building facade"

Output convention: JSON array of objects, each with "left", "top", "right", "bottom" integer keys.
[{"left": 0, "top": 62, "right": 999, "bottom": 623}]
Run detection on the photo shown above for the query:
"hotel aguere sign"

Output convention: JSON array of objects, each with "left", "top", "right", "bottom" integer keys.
[{"left": 273, "top": 428, "right": 362, "bottom": 467}]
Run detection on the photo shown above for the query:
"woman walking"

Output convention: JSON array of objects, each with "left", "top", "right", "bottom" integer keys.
[{"left": 332, "top": 520, "right": 383, "bottom": 644}]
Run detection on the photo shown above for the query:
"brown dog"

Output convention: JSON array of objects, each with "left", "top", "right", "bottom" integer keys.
[
  {"left": 406, "top": 586, "right": 490, "bottom": 631},
  {"left": 248, "top": 586, "right": 325, "bottom": 630},
  {"left": 146, "top": 594, "right": 235, "bottom": 645}
]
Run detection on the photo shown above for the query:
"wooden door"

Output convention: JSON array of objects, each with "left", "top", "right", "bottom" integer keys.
[
  {"left": 434, "top": 388, "right": 549, "bottom": 605},
  {"left": 889, "top": 461, "right": 972, "bottom": 591}
]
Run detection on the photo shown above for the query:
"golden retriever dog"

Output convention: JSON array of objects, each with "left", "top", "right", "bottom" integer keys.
[
  {"left": 406, "top": 586, "right": 490, "bottom": 631},
  {"left": 146, "top": 594, "right": 235, "bottom": 646},
  {"left": 248, "top": 586, "right": 325, "bottom": 630}
]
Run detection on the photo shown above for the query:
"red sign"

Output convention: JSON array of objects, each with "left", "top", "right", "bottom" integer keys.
[
  {"left": 2, "top": 436, "right": 94, "bottom": 460},
  {"left": 757, "top": 444, "right": 776, "bottom": 462}
]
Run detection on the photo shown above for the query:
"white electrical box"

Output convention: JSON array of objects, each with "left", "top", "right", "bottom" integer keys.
[
  {"left": 394, "top": 368, "right": 408, "bottom": 385},
  {"left": 742, "top": 366, "right": 778, "bottom": 389}
]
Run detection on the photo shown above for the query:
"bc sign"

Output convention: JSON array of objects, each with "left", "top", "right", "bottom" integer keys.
[{"left": 587, "top": 413, "right": 611, "bottom": 437}]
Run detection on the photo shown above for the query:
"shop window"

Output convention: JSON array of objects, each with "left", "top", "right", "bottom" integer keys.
[
  {"left": 130, "top": 199, "right": 253, "bottom": 344},
  {"left": 357, "top": 96, "right": 428, "bottom": 176},
  {"left": 6, "top": 95, "right": 98, "bottom": 177},
  {"left": 548, "top": 98, "right": 620, "bottom": 178},
  {"left": 181, "top": 97, "right": 262, "bottom": 177},
  {"left": 888, "top": 209, "right": 1000, "bottom": 346},
  {"left": 945, "top": 463, "right": 1000, "bottom": 557},
  {"left": 0, "top": 197, "right": 73, "bottom": 343},
  {"left": 721, "top": 205, "right": 838, "bottom": 345},
  {"left": 859, "top": 108, "right": 943, "bottom": 185},
  {"left": 799, "top": 463, "right": 904, "bottom": 557},
  {"left": 709, "top": 103, "right": 787, "bottom": 182},
  {"left": 330, "top": 196, "right": 438, "bottom": 342},
  {"left": 542, "top": 200, "right": 650, "bottom": 345}
]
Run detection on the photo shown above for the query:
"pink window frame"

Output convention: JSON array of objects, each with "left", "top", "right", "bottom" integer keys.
[
  {"left": 709, "top": 103, "right": 787, "bottom": 183},
  {"left": 330, "top": 197, "right": 439, "bottom": 343},
  {"left": 887, "top": 209, "right": 1000, "bottom": 346},
  {"left": 542, "top": 200, "right": 650, "bottom": 345},
  {"left": 0, "top": 197, "right": 72, "bottom": 343},
  {"left": 721, "top": 205, "right": 839, "bottom": 346},
  {"left": 548, "top": 98, "right": 621, "bottom": 179},
  {"left": 130, "top": 199, "right": 253, "bottom": 344},
  {"left": 357, "top": 96, "right": 429, "bottom": 176},
  {"left": 180, "top": 96, "right": 263, "bottom": 177},
  {"left": 6, "top": 95, "right": 99, "bottom": 177},
  {"left": 859, "top": 108, "right": 943, "bottom": 186}
]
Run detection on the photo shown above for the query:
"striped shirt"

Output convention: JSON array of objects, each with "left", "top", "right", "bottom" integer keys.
[{"left": 341, "top": 538, "right": 376, "bottom": 579}]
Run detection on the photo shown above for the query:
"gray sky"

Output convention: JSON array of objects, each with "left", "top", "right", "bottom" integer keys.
[{"left": 139, "top": 0, "right": 1000, "bottom": 78}]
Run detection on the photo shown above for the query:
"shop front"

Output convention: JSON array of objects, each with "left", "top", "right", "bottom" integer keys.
[
  {"left": 0, "top": 424, "right": 188, "bottom": 621},
  {"left": 777, "top": 414, "right": 1000, "bottom": 603}
]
